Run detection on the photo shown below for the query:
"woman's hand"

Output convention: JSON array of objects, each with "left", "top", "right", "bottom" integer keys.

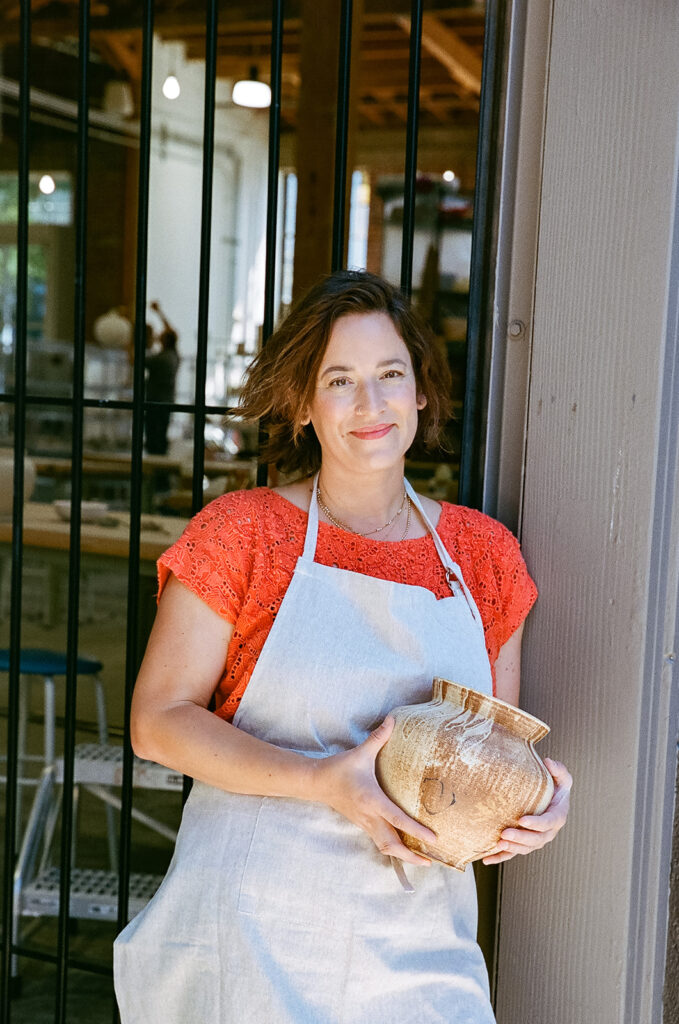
[
  {"left": 482, "top": 758, "right": 572, "bottom": 866},
  {"left": 312, "top": 716, "right": 436, "bottom": 867}
]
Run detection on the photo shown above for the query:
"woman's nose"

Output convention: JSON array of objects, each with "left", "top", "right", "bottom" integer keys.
[{"left": 355, "top": 380, "right": 386, "bottom": 415}]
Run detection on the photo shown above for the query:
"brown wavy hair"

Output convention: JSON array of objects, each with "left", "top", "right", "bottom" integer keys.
[{"left": 237, "top": 270, "right": 453, "bottom": 476}]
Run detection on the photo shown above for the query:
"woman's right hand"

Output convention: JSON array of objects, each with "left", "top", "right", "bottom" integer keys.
[{"left": 311, "top": 716, "right": 436, "bottom": 866}]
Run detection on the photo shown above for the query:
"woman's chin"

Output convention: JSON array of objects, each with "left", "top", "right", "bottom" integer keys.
[{"left": 326, "top": 446, "right": 409, "bottom": 476}]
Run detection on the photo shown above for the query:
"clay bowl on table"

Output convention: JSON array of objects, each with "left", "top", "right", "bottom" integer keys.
[{"left": 375, "top": 678, "right": 554, "bottom": 871}]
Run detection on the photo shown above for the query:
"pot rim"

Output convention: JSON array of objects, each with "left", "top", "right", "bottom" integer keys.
[{"left": 432, "top": 677, "right": 550, "bottom": 742}]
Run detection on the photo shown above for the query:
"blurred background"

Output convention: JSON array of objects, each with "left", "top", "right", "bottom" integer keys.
[{"left": 0, "top": 1, "right": 495, "bottom": 1018}]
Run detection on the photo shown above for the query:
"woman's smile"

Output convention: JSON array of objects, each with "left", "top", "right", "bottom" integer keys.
[{"left": 349, "top": 423, "right": 395, "bottom": 440}]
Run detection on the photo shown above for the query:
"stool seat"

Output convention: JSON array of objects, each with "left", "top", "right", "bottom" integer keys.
[{"left": 0, "top": 649, "right": 103, "bottom": 676}]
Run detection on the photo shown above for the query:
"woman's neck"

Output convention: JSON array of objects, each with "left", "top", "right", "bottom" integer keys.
[{"left": 316, "top": 463, "right": 406, "bottom": 534}]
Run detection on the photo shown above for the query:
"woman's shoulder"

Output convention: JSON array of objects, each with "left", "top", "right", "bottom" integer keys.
[
  {"left": 183, "top": 485, "right": 303, "bottom": 542},
  {"left": 436, "top": 500, "right": 522, "bottom": 553}
]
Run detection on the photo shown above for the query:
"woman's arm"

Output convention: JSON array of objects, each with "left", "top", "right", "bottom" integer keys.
[
  {"left": 131, "top": 573, "right": 436, "bottom": 865},
  {"left": 493, "top": 621, "right": 524, "bottom": 707},
  {"left": 482, "top": 622, "right": 573, "bottom": 865}
]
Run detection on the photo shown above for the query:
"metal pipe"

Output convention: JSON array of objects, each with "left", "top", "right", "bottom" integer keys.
[
  {"left": 400, "top": 0, "right": 423, "bottom": 299},
  {"left": 256, "top": 0, "right": 284, "bottom": 488},
  {"left": 458, "top": 0, "right": 506, "bottom": 508},
  {"left": 55, "top": 0, "right": 90, "bottom": 1013},
  {"left": 0, "top": 394, "right": 240, "bottom": 416},
  {"left": 1, "top": 0, "right": 30, "bottom": 1014},
  {"left": 191, "top": 0, "right": 219, "bottom": 520},
  {"left": 331, "top": 0, "right": 353, "bottom": 272},
  {"left": 117, "top": 0, "right": 154, "bottom": 946}
]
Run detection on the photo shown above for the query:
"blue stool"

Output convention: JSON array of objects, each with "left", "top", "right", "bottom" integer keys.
[{"left": 0, "top": 649, "right": 110, "bottom": 843}]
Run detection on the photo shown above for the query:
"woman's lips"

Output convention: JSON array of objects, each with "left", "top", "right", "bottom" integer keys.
[{"left": 349, "top": 424, "right": 394, "bottom": 440}]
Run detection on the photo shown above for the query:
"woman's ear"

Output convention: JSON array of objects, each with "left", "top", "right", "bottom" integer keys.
[
  {"left": 416, "top": 393, "right": 427, "bottom": 411},
  {"left": 300, "top": 409, "right": 311, "bottom": 427}
]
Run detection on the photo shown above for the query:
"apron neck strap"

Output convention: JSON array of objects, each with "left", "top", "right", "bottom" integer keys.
[
  {"left": 403, "top": 479, "right": 482, "bottom": 619},
  {"left": 303, "top": 472, "right": 482, "bottom": 624},
  {"left": 303, "top": 472, "right": 322, "bottom": 560}
]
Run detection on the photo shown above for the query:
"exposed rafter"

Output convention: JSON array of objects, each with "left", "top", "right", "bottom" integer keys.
[
  {"left": 397, "top": 12, "right": 482, "bottom": 95},
  {"left": 6, "top": 2, "right": 485, "bottom": 129}
]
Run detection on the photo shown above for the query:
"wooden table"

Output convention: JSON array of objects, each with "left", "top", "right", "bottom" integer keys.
[
  {"left": 0, "top": 502, "right": 188, "bottom": 563},
  {"left": 0, "top": 503, "right": 189, "bottom": 632}
]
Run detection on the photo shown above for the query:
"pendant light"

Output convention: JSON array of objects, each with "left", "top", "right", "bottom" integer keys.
[
  {"left": 162, "top": 74, "right": 181, "bottom": 100},
  {"left": 232, "top": 66, "right": 271, "bottom": 109}
]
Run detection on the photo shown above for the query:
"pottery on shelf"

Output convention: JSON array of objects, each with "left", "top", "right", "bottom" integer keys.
[{"left": 375, "top": 677, "right": 554, "bottom": 871}]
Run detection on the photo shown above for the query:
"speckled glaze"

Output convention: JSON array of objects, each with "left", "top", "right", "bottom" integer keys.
[{"left": 376, "top": 678, "right": 554, "bottom": 871}]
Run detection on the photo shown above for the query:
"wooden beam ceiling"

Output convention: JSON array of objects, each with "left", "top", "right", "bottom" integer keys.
[{"left": 7, "top": 1, "right": 485, "bottom": 129}]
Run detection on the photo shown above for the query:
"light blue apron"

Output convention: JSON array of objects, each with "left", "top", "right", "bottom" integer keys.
[{"left": 114, "top": 476, "right": 496, "bottom": 1023}]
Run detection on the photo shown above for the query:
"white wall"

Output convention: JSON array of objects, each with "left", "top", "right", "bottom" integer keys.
[{"left": 146, "top": 40, "right": 270, "bottom": 407}]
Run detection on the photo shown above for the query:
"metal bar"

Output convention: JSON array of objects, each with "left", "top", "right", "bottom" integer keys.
[
  {"left": 458, "top": 0, "right": 506, "bottom": 508},
  {"left": 191, "top": 0, "right": 219, "bottom": 518},
  {"left": 0, "top": 0, "right": 30, "bottom": 1015},
  {"left": 256, "top": 0, "right": 284, "bottom": 488},
  {"left": 116, "top": 0, "right": 154, "bottom": 951},
  {"left": 262, "top": 0, "right": 283, "bottom": 343},
  {"left": 0, "top": 394, "right": 239, "bottom": 415},
  {"left": 8, "top": 943, "right": 113, "bottom": 977},
  {"left": 330, "top": 0, "right": 353, "bottom": 272},
  {"left": 400, "top": 0, "right": 423, "bottom": 298},
  {"left": 55, "top": 0, "right": 90, "bottom": 1016}
]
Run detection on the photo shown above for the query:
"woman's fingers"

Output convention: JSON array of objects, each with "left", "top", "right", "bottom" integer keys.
[
  {"left": 482, "top": 758, "right": 573, "bottom": 864},
  {"left": 371, "top": 821, "right": 432, "bottom": 866},
  {"left": 544, "top": 758, "right": 573, "bottom": 790},
  {"left": 363, "top": 714, "right": 396, "bottom": 751},
  {"left": 312, "top": 716, "right": 437, "bottom": 864},
  {"left": 379, "top": 796, "right": 437, "bottom": 846}
]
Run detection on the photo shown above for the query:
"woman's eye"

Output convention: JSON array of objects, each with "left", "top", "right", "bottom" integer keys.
[
  {"left": 329, "top": 377, "right": 350, "bottom": 388},
  {"left": 382, "top": 369, "right": 404, "bottom": 379}
]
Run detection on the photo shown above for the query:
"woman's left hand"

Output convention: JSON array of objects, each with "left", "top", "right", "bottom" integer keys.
[{"left": 481, "top": 758, "right": 572, "bottom": 866}]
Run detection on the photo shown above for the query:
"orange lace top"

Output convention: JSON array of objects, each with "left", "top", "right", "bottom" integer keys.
[{"left": 157, "top": 487, "right": 537, "bottom": 720}]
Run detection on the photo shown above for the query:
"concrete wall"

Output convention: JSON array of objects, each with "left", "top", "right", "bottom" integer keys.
[{"left": 490, "top": 1, "right": 679, "bottom": 1021}]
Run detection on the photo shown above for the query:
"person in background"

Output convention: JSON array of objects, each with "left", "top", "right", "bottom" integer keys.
[{"left": 144, "top": 300, "right": 179, "bottom": 455}]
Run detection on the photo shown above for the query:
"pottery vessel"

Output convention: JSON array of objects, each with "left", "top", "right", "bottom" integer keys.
[{"left": 375, "top": 677, "right": 554, "bottom": 871}]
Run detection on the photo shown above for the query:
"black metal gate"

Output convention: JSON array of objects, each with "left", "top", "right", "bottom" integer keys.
[{"left": 0, "top": 0, "right": 506, "bottom": 1019}]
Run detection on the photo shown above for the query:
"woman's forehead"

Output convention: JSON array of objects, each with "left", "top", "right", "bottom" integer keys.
[{"left": 323, "top": 311, "right": 408, "bottom": 358}]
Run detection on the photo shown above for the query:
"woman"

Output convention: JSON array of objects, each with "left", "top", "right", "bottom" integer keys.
[{"left": 114, "top": 270, "right": 571, "bottom": 1023}]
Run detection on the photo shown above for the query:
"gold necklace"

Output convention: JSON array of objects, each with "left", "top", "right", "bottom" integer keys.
[{"left": 317, "top": 486, "right": 408, "bottom": 537}]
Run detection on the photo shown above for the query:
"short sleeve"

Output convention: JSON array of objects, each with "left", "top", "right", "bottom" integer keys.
[
  {"left": 487, "top": 522, "right": 537, "bottom": 651},
  {"left": 157, "top": 493, "right": 256, "bottom": 623},
  {"left": 438, "top": 505, "right": 537, "bottom": 673}
]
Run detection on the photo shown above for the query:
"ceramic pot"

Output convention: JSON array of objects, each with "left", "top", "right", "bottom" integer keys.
[{"left": 375, "top": 677, "right": 554, "bottom": 871}]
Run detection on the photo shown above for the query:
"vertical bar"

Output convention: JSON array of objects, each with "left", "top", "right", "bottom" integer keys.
[
  {"left": 116, "top": 0, "right": 154, "bottom": 961},
  {"left": 0, "top": 0, "right": 29, "bottom": 1015},
  {"left": 262, "top": 0, "right": 284, "bottom": 342},
  {"left": 256, "top": 0, "right": 284, "bottom": 488},
  {"left": 54, "top": 0, "right": 90, "bottom": 1017},
  {"left": 330, "top": 0, "right": 353, "bottom": 272},
  {"left": 458, "top": 0, "right": 506, "bottom": 508},
  {"left": 400, "top": 0, "right": 423, "bottom": 298},
  {"left": 191, "top": 0, "right": 219, "bottom": 518}
]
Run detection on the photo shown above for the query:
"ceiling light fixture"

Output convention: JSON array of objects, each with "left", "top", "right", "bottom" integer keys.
[
  {"left": 162, "top": 74, "right": 181, "bottom": 100},
  {"left": 442, "top": 170, "right": 456, "bottom": 183},
  {"left": 232, "top": 66, "right": 271, "bottom": 109},
  {"left": 38, "top": 174, "right": 56, "bottom": 195}
]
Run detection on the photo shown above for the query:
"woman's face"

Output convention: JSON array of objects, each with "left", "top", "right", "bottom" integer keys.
[{"left": 303, "top": 311, "right": 426, "bottom": 476}]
